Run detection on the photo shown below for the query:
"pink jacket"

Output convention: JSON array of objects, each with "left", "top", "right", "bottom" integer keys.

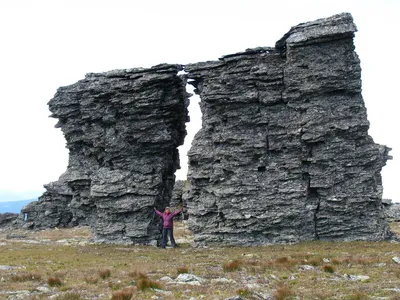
[{"left": 155, "top": 209, "right": 182, "bottom": 228}]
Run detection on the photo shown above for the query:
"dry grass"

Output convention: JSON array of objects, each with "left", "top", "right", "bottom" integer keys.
[
  {"left": 84, "top": 275, "right": 99, "bottom": 284},
  {"left": 0, "top": 222, "right": 399, "bottom": 299},
  {"left": 11, "top": 272, "right": 42, "bottom": 282},
  {"left": 237, "top": 288, "right": 252, "bottom": 297},
  {"left": 137, "top": 277, "right": 162, "bottom": 291},
  {"left": 128, "top": 271, "right": 148, "bottom": 280},
  {"left": 48, "top": 276, "right": 63, "bottom": 287},
  {"left": 111, "top": 288, "right": 134, "bottom": 300},
  {"left": 222, "top": 259, "right": 242, "bottom": 272},
  {"left": 177, "top": 266, "right": 189, "bottom": 274},
  {"left": 98, "top": 269, "right": 111, "bottom": 279},
  {"left": 274, "top": 284, "right": 295, "bottom": 300},
  {"left": 322, "top": 264, "right": 335, "bottom": 273},
  {"left": 55, "top": 292, "right": 82, "bottom": 300}
]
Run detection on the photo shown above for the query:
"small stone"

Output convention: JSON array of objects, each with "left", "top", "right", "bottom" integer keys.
[
  {"left": 242, "top": 253, "right": 260, "bottom": 258},
  {"left": 153, "top": 289, "right": 172, "bottom": 296},
  {"left": 211, "top": 278, "right": 236, "bottom": 284},
  {"left": 175, "top": 273, "right": 206, "bottom": 283},
  {"left": 246, "top": 283, "right": 261, "bottom": 289},
  {"left": 376, "top": 263, "right": 387, "bottom": 267},
  {"left": 392, "top": 257, "right": 400, "bottom": 264},
  {"left": 384, "top": 288, "right": 400, "bottom": 293},
  {"left": 36, "top": 286, "right": 51, "bottom": 293},
  {"left": 0, "top": 265, "right": 18, "bottom": 270},
  {"left": 299, "top": 265, "right": 315, "bottom": 271},
  {"left": 270, "top": 274, "right": 279, "bottom": 280},
  {"left": 159, "top": 276, "right": 173, "bottom": 282},
  {"left": 6, "top": 291, "right": 31, "bottom": 299},
  {"left": 344, "top": 274, "right": 370, "bottom": 281},
  {"left": 253, "top": 292, "right": 274, "bottom": 300}
]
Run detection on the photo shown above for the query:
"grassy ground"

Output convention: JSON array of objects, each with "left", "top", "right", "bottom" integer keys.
[{"left": 0, "top": 222, "right": 400, "bottom": 299}]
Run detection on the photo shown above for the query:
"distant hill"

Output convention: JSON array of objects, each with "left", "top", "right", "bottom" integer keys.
[{"left": 0, "top": 199, "right": 37, "bottom": 214}]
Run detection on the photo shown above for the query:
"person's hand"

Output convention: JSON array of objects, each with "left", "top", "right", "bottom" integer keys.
[{"left": 154, "top": 207, "right": 156, "bottom": 210}]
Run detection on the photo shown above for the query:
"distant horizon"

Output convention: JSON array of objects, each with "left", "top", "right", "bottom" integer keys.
[{"left": 0, "top": 191, "right": 41, "bottom": 203}]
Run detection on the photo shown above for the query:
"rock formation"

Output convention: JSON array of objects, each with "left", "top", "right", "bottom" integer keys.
[
  {"left": 17, "top": 64, "right": 189, "bottom": 244},
  {"left": 184, "top": 13, "right": 392, "bottom": 245},
  {"left": 9, "top": 13, "right": 392, "bottom": 246}
]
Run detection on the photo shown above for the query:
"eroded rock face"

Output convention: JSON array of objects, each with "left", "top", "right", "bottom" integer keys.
[
  {"left": 170, "top": 180, "right": 189, "bottom": 220},
  {"left": 185, "top": 13, "right": 392, "bottom": 245},
  {"left": 17, "top": 64, "right": 189, "bottom": 244},
  {"left": 170, "top": 180, "right": 185, "bottom": 209},
  {"left": 383, "top": 199, "right": 400, "bottom": 221},
  {"left": 10, "top": 13, "right": 392, "bottom": 246},
  {"left": 0, "top": 213, "right": 18, "bottom": 230}
]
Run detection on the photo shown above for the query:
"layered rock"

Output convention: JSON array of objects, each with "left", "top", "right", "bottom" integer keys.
[
  {"left": 170, "top": 180, "right": 185, "bottom": 208},
  {"left": 383, "top": 199, "right": 400, "bottom": 221},
  {"left": 0, "top": 213, "right": 18, "bottom": 230},
  {"left": 17, "top": 64, "right": 189, "bottom": 244},
  {"left": 185, "top": 13, "right": 392, "bottom": 245},
  {"left": 170, "top": 180, "right": 188, "bottom": 220}
]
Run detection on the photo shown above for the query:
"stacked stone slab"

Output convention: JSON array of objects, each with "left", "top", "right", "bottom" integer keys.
[
  {"left": 185, "top": 13, "right": 392, "bottom": 245},
  {"left": 18, "top": 64, "right": 189, "bottom": 244}
]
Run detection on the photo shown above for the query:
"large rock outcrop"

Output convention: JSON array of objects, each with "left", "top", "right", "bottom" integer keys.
[
  {"left": 10, "top": 13, "right": 392, "bottom": 246},
  {"left": 17, "top": 64, "right": 189, "bottom": 244},
  {"left": 185, "top": 13, "right": 392, "bottom": 245}
]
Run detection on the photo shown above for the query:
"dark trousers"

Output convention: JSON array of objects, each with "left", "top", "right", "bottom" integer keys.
[{"left": 162, "top": 227, "right": 176, "bottom": 247}]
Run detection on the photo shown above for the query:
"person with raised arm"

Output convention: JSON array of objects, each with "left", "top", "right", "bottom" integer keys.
[{"left": 154, "top": 206, "right": 182, "bottom": 248}]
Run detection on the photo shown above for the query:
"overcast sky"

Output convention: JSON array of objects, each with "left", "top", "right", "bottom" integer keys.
[{"left": 0, "top": 0, "right": 398, "bottom": 202}]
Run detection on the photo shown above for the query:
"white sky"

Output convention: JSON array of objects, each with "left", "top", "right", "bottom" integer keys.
[{"left": 0, "top": 0, "right": 398, "bottom": 202}]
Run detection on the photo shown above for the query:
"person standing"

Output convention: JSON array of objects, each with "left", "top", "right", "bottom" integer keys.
[{"left": 154, "top": 207, "right": 182, "bottom": 248}]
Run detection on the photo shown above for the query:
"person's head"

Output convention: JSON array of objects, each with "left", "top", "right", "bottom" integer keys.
[{"left": 165, "top": 207, "right": 170, "bottom": 214}]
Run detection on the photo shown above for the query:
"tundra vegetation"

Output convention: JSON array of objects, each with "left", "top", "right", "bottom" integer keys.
[{"left": 0, "top": 222, "right": 399, "bottom": 299}]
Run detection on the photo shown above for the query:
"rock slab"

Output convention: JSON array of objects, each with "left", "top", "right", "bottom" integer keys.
[
  {"left": 16, "top": 64, "right": 189, "bottom": 244},
  {"left": 184, "top": 13, "right": 392, "bottom": 245}
]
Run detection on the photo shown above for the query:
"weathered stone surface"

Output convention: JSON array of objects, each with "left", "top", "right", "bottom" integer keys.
[
  {"left": 170, "top": 179, "right": 189, "bottom": 220},
  {"left": 15, "top": 64, "right": 189, "bottom": 244},
  {"left": 6, "top": 13, "right": 393, "bottom": 246},
  {"left": 0, "top": 213, "right": 18, "bottom": 230},
  {"left": 383, "top": 199, "right": 400, "bottom": 221},
  {"left": 170, "top": 180, "right": 185, "bottom": 208},
  {"left": 185, "top": 13, "right": 392, "bottom": 245}
]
